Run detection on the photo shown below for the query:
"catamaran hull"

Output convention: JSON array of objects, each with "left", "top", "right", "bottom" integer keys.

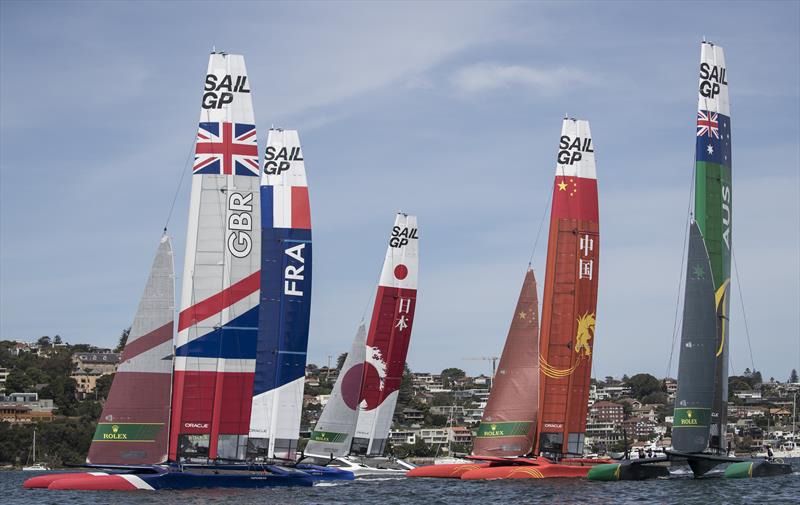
[
  {"left": 46, "top": 471, "right": 313, "bottom": 490},
  {"left": 724, "top": 460, "right": 793, "bottom": 479},
  {"left": 406, "top": 463, "right": 491, "bottom": 479},
  {"left": 460, "top": 461, "right": 598, "bottom": 480},
  {"left": 586, "top": 460, "right": 671, "bottom": 481},
  {"left": 25, "top": 464, "right": 352, "bottom": 490}
]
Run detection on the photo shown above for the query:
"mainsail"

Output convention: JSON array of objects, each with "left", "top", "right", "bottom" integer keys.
[
  {"left": 352, "top": 214, "right": 419, "bottom": 456},
  {"left": 472, "top": 268, "right": 539, "bottom": 457},
  {"left": 248, "top": 129, "right": 312, "bottom": 459},
  {"left": 169, "top": 53, "right": 261, "bottom": 461},
  {"left": 694, "top": 41, "right": 732, "bottom": 452},
  {"left": 88, "top": 235, "right": 174, "bottom": 465},
  {"left": 535, "top": 118, "right": 599, "bottom": 457},
  {"left": 672, "top": 222, "right": 718, "bottom": 453},
  {"left": 305, "top": 323, "right": 367, "bottom": 457}
]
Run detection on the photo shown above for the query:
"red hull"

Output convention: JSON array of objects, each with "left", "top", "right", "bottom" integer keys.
[
  {"left": 49, "top": 474, "right": 137, "bottom": 491},
  {"left": 23, "top": 472, "right": 107, "bottom": 489},
  {"left": 461, "top": 462, "right": 593, "bottom": 480},
  {"left": 406, "top": 462, "right": 490, "bottom": 479}
]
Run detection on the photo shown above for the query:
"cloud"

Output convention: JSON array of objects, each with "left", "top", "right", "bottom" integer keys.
[{"left": 450, "top": 63, "right": 590, "bottom": 94}]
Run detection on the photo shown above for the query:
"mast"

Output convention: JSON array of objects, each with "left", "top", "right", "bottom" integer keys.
[
  {"left": 248, "top": 129, "right": 312, "bottom": 460},
  {"left": 352, "top": 214, "right": 419, "bottom": 456},
  {"left": 169, "top": 53, "right": 261, "bottom": 461},
  {"left": 472, "top": 268, "right": 539, "bottom": 457},
  {"left": 694, "top": 41, "right": 732, "bottom": 453},
  {"left": 535, "top": 119, "right": 599, "bottom": 457},
  {"left": 671, "top": 222, "right": 718, "bottom": 453},
  {"left": 305, "top": 323, "right": 367, "bottom": 457},
  {"left": 88, "top": 235, "right": 175, "bottom": 465}
]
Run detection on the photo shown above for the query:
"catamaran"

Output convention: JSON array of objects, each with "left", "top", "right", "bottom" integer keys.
[
  {"left": 587, "top": 41, "right": 791, "bottom": 481},
  {"left": 302, "top": 214, "right": 419, "bottom": 476},
  {"left": 23, "top": 52, "right": 349, "bottom": 491},
  {"left": 409, "top": 118, "right": 604, "bottom": 479}
]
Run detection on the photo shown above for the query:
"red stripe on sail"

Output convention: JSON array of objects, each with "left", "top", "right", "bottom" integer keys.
[
  {"left": 359, "top": 286, "right": 417, "bottom": 410},
  {"left": 551, "top": 176, "right": 598, "bottom": 221},
  {"left": 119, "top": 322, "right": 173, "bottom": 363},
  {"left": 178, "top": 271, "right": 260, "bottom": 332},
  {"left": 291, "top": 186, "right": 311, "bottom": 229}
]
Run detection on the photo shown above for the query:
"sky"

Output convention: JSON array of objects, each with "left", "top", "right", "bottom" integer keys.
[{"left": 1, "top": 1, "right": 798, "bottom": 382}]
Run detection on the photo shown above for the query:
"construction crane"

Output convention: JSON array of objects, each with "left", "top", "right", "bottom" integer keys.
[{"left": 463, "top": 356, "right": 500, "bottom": 378}]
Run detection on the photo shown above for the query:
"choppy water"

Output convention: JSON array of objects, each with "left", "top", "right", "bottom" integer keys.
[{"left": 3, "top": 463, "right": 799, "bottom": 505}]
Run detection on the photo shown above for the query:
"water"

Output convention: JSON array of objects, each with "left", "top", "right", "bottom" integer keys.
[{"left": 3, "top": 465, "right": 799, "bottom": 505}]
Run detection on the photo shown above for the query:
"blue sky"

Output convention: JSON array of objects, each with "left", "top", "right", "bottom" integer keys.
[{"left": 1, "top": 1, "right": 798, "bottom": 381}]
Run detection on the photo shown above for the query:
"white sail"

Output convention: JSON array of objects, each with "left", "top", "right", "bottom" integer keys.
[{"left": 305, "top": 323, "right": 367, "bottom": 457}]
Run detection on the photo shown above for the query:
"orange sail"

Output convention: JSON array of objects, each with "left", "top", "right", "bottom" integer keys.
[{"left": 535, "top": 118, "right": 599, "bottom": 457}]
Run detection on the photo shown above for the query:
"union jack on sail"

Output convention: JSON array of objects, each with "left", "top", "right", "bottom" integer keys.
[
  {"left": 193, "top": 122, "right": 259, "bottom": 176},
  {"left": 696, "top": 110, "right": 719, "bottom": 139}
]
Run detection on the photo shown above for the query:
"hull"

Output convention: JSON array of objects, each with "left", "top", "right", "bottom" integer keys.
[
  {"left": 47, "top": 470, "right": 313, "bottom": 490},
  {"left": 406, "top": 462, "right": 491, "bottom": 479},
  {"left": 724, "top": 460, "right": 793, "bottom": 479},
  {"left": 459, "top": 458, "right": 603, "bottom": 480},
  {"left": 23, "top": 472, "right": 109, "bottom": 489}
]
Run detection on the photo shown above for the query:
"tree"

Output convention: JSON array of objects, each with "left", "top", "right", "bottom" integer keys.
[
  {"left": 36, "top": 336, "right": 52, "bottom": 348},
  {"left": 114, "top": 328, "right": 130, "bottom": 353},
  {"left": 398, "top": 363, "right": 414, "bottom": 405},
  {"left": 4, "top": 368, "right": 31, "bottom": 393},
  {"left": 641, "top": 392, "right": 668, "bottom": 405},
  {"left": 627, "top": 373, "right": 661, "bottom": 400},
  {"left": 94, "top": 373, "right": 114, "bottom": 400},
  {"left": 789, "top": 369, "right": 799, "bottom": 384},
  {"left": 440, "top": 367, "right": 466, "bottom": 388},
  {"left": 53, "top": 335, "right": 63, "bottom": 345},
  {"left": 336, "top": 352, "right": 348, "bottom": 370}
]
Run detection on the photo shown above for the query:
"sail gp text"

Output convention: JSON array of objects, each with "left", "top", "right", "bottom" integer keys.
[
  {"left": 390, "top": 226, "right": 418, "bottom": 248},
  {"left": 558, "top": 136, "right": 593, "bottom": 165},
  {"left": 227, "top": 192, "right": 253, "bottom": 258},
  {"left": 202, "top": 74, "right": 250, "bottom": 109}
]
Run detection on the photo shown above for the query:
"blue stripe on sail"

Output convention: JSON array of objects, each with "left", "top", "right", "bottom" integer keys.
[
  {"left": 252, "top": 227, "right": 313, "bottom": 396},
  {"left": 260, "top": 185, "right": 273, "bottom": 229},
  {"left": 175, "top": 306, "right": 258, "bottom": 359}
]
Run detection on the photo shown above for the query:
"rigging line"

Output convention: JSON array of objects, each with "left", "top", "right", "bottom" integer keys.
[
  {"left": 528, "top": 178, "right": 554, "bottom": 267},
  {"left": 732, "top": 249, "right": 757, "bottom": 374},
  {"left": 164, "top": 127, "right": 198, "bottom": 232}
]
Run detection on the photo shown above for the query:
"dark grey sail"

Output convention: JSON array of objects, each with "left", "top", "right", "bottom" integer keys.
[{"left": 672, "top": 221, "right": 718, "bottom": 453}]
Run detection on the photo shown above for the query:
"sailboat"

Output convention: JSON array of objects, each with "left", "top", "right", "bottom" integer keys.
[
  {"left": 22, "top": 428, "right": 50, "bottom": 471},
  {"left": 409, "top": 118, "right": 604, "bottom": 479},
  {"left": 588, "top": 41, "right": 790, "bottom": 481},
  {"left": 302, "top": 213, "right": 419, "bottom": 476},
  {"left": 407, "top": 267, "right": 540, "bottom": 478},
  {"left": 23, "top": 52, "right": 347, "bottom": 491}
]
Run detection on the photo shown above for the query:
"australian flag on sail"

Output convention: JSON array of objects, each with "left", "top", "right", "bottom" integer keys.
[
  {"left": 193, "top": 122, "right": 259, "bottom": 176},
  {"left": 696, "top": 110, "right": 732, "bottom": 168}
]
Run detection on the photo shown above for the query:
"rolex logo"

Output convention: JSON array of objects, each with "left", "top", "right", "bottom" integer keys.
[
  {"left": 112, "top": 424, "right": 119, "bottom": 433},
  {"left": 687, "top": 410, "right": 693, "bottom": 418},
  {"left": 491, "top": 424, "right": 497, "bottom": 431}
]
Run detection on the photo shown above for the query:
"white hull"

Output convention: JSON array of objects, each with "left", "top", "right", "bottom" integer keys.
[{"left": 306, "top": 454, "right": 414, "bottom": 477}]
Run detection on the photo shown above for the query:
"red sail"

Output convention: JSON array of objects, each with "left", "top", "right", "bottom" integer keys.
[
  {"left": 472, "top": 268, "right": 539, "bottom": 457},
  {"left": 87, "top": 236, "right": 174, "bottom": 465},
  {"left": 535, "top": 119, "right": 599, "bottom": 457}
]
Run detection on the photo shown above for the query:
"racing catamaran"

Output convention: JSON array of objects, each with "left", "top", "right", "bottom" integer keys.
[{"left": 303, "top": 214, "right": 419, "bottom": 476}]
